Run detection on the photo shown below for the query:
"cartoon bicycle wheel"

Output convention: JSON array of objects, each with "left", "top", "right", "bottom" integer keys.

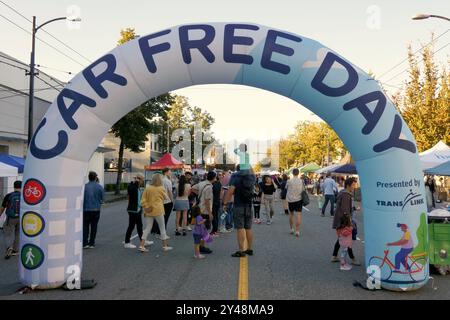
[
  {"left": 368, "top": 256, "right": 393, "bottom": 281},
  {"left": 409, "top": 257, "right": 428, "bottom": 283}
]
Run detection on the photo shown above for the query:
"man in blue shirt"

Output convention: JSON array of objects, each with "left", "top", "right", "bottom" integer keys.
[
  {"left": 83, "top": 171, "right": 105, "bottom": 249},
  {"left": 321, "top": 173, "right": 338, "bottom": 217}
]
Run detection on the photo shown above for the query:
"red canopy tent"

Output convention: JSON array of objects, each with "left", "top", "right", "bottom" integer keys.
[{"left": 144, "top": 153, "right": 185, "bottom": 171}]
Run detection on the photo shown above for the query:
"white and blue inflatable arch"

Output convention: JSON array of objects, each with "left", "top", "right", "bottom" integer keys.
[{"left": 20, "top": 23, "right": 428, "bottom": 291}]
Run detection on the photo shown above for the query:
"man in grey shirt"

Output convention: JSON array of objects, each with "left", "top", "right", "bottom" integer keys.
[{"left": 321, "top": 173, "right": 338, "bottom": 217}]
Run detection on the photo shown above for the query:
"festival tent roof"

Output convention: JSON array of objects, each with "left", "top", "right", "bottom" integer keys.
[
  {"left": 0, "top": 161, "right": 18, "bottom": 177},
  {"left": 299, "top": 162, "right": 321, "bottom": 174},
  {"left": 332, "top": 163, "right": 357, "bottom": 174},
  {"left": 0, "top": 154, "right": 25, "bottom": 174},
  {"left": 144, "top": 153, "right": 184, "bottom": 170},
  {"left": 419, "top": 141, "right": 450, "bottom": 170},
  {"left": 315, "top": 163, "right": 340, "bottom": 174},
  {"left": 424, "top": 160, "right": 450, "bottom": 176}
]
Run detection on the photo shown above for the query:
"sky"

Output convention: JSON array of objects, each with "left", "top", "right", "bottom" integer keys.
[{"left": 0, "top": 0, "right": 448, "bottom": 142}]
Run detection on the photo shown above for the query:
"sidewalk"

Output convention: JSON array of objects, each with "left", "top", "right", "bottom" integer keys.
[{"left": 104, "top": 191, "right": 127, "bottom": 203}]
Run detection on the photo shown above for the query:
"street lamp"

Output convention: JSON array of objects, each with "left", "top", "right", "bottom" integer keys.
[
  {"left": 412, "top": 13, "right": 450, "bottom": 22},
  {"left": 27, "top": 16, "right": 81, "bottom": 145}
]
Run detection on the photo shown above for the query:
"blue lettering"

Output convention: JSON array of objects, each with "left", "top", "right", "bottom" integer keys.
[
  {"left": 138, "top": 29, "right": 171, "bottom": 73},
  {"left": 83, "top": 54, "right": 127, "bottom": 99},
  {"left": 311, "top": 52, "right": 358, "bottom": 97},
  {"left": 223, "top": 24, "right": 259, "bottom": 64},
  {"left": 30, "top": 118, "right": 68, "bottom": 160},
  {"left": 179, "top": 24, "right": 215, "bottom": 64},
  {"left": 261, "top": 30, "right": 302, "bottom": 75},
  {"left": 343, "top": 91, "right": 386, "bottom": 135},
  {"left": 373, "top": 115, "right": 416, "bottom": 153},
  {"left": 57, "top": 88, "right": 96, "bottom": 130}
]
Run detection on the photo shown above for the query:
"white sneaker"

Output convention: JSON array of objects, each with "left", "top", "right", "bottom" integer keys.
[
  {"left": 124, "top": 243, "right": 136, "bottom": 249},
  {"left": 186, "top": 226, "right": 192, "bottom": 231},
  {"left": 163, "top": 246, "right": 173, "bottom": 252},
  {"left": 290, "top": 229, "right": 295, "bottom": 235},
  {"left": 295, "top": 231, "right": 300, "bottom": 237},
  {"left": 145, "top": 240, "right": 154, "bottom": 246},
  {"left": 194, "top": 254, "right": 206, "bottom": 259},
  {"left": 340, "top": 263, "right": 352, "bottom": 271},
  {"left": 138, "top": 246, "right": 149, "bottom": 253}
]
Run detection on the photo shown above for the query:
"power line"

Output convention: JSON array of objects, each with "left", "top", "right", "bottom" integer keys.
[
  {"left": 36, "top": 64, "right": 72, "bottom": 75},
  {"left": 35, "top": 74, "right": 62, "bottom": 92},
  {"left": 378, "top": 28, "right": 450, "bottom": 80},
  {"left": 0, "top": 58, "right": 28, "bottom": 72},
  {"left": 0, "top": 0, "right": 92, "bottom": 64},
  {"left": 383, "top": 42, "right": 450, "bottom": 85},
  {"left": 0, "top": 13, "right": 86, "bottom": 67}
]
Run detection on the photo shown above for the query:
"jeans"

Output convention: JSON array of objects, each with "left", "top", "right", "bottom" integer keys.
[
  {"left": 3, "top": 217, "right": 19, "bottom": 251},
  {"left": 143, "top": 215, "right": 168, "bottom": 241},
  {"left": 226, "top": 203, "right": 234, "bottom": 229},
  {"left": 263, "top": 194, "right": 274, "bottom": 221},
  {"left": 322, "top": 194, "right": 335, "bottom": 216},
  {"left": 125, "top": 211, "right": 143, "bottom": 243},
  {"left": 151, "top": 202, "right": 173, "bottom": 235},
  {"left": 333, "top": 239, "right": 355, "bottom": 259},
  {"left": 83, "top": 210, "right": 101, "bottom": 246},
  {"left": 212, "top": 204, "right": 220, "bottom": 233},
  {"left": 395, "top": 248, "right": 413, "bottom": 270}
]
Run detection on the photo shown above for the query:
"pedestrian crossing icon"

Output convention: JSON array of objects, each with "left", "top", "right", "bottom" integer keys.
[{"left": 21, "top": 244, "right": 44, "bottom": 270}]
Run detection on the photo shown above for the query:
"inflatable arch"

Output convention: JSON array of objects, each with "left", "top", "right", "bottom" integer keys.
[{"left": 20, "top": 23, "right": 429, "bottom": 291}]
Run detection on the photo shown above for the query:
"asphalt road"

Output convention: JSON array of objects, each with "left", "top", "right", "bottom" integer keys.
[{"left": 1, "top": 195, "right": 449, "bottom": 300}]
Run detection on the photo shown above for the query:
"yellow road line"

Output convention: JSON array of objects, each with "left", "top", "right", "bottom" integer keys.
[{"left": 238, "top": 256, "right": 249, "bottom": 300}]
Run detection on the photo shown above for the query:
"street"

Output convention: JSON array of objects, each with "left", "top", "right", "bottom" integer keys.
[{"left": 1, "top": 195, "right": 449, "bottom": 300}]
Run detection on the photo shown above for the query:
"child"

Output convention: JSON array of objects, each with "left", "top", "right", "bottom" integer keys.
[
  {"left": 337, "top": 214, "right": 353, "bottom": 271},
  {"left": 192, "top": 206, "right": 207, "bottom": 259},
  {"left": 253, "top": 183, "right": 262, "bottom": 224}
]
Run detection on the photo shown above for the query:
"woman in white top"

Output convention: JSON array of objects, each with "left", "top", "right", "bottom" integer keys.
[
  {"left": 174, "top": 175, "right": 191, "bottom": 236},
  {"left": 285, "top": 168, "right": 305, "bottom": 237}
]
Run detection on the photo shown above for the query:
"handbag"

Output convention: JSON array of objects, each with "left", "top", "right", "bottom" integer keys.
[{"left": 301, "top": 182, "right": 310, "bottom": 206}]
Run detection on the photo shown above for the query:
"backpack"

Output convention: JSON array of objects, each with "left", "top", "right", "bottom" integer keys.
[
  {"left": 236, "top": 172, "right": 256, "bottom": 203},
  {"left": 5, "top": 191, "right": 20, "bottom": 218}
]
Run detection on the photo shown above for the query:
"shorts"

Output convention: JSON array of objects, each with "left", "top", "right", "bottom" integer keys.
[
  {"left": 288, "top": 200, "right": 303, "bottom": 213},
  {"left": 193, "top": 233, "right": 202, "bottom": 245},
  {"left": 174, "top": 199, "right": 190, "bottom": 211},
  {"left": 233, "top": 205, "right": 253, "bottom": 230}
]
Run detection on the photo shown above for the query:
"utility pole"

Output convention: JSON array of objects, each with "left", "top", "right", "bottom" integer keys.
[{"left": 26, "top": 16, "right": 37, "bottom": 146}]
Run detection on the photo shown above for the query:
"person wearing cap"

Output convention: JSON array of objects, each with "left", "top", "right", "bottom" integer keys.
[
  {"left": 124, "top": 174, "right": 152, "bottom": 249},
  {"left": 83, "top": 171, "right": 105, "bottom": 249},
  {"left": 0, "top": 180, "right": 22, "bottom": 259},
  {"left": 387, "top": 223, "right": 414, "bottom": 273}
]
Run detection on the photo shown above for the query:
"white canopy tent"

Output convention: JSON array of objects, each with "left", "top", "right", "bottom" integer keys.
[
  {"left": 419, "top": 141, "right": 450, "bottom": 170},
  {"left": 0, "top": 161, "right": 18, "bottom": 177}
]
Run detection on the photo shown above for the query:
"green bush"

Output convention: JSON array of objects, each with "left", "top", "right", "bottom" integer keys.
[{"left": 104, "top": 183, "right": 129, "bottom": 192}]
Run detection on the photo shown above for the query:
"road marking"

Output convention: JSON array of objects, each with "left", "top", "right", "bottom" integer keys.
[{"left": 238, "top": 256, "right": 249, "bottom": 300}]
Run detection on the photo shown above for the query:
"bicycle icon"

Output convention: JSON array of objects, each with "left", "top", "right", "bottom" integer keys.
[
  {"left": 25, "top": 186, "right": 42, "bottom": 199},
  {"left": 369, "top": 249, "right": 428, "bottom": 283}
]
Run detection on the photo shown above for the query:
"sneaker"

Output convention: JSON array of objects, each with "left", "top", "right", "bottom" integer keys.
[
  {"left": 266, "top": 220, "right": 272, "bottom": 225},
  {"left": 124, "top": 243, "right": 136, "bottom": 249},
  {"left": 257, "top": 219, "right": 262, "bottom": 224},
  {"left": 163, "top": 246, "right": 173, "bottom": 252},
  {"left": 186, "top": 226, "right": 192, "bottom": 231},
  {"left": 89, "top": 245, "right": 95, "bottom": 249},
  {"left": 295, "top": 231, "right": 300, "bottom": 237},
  {"left": 219, "top": 228, "right": 227, "bottom": 233},
  {"left": 11, "top": 250, "right": 19, "bottom": 256},
  {"left": 290, "top": 229, "right": 295, "bottom": 235},
  {"left": 194, "top": 254, "right": 206, "bottom": 259},
  {"left": 175, "top": 231, "right": 181, "bottom": 236},
  {"left": 145, "top": 240, "right": 154, "bottom": 246},
  {"left": 351, "top": 259, "right": 361, "bottom": 266},
  {"left": 182, "top": 231, "right": 187, "bottom": 236},
  {"left": 200, "top": 247, "right": 213, "bottom": 254},
  {"left": 340, "top": 264, "right": 352, "bottom": 271},
  {"left": 4, "top": 247, "right": 13, "bottom": 260},
  {"left": 138, "top": 246, "right": 149, "bottom": 253},
  {"left": 83, "top": 245, "right": 90, "bottom": 249},
  {"left": 331, "top": 256, "right": 340, "bottom": 263}
]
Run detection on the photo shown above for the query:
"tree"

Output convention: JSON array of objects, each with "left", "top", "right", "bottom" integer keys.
[
  {"left": 111, "top": 28, "right": 174, "bottom": 194},
  {"left": 163, "top": 95, "right": 215, "bottom": 164},
  {"left": 394, "top": 37, "right": 450, "bottom": 152},
  {"left": 277, "top": 121, "right": 346, "bottom": 170}
]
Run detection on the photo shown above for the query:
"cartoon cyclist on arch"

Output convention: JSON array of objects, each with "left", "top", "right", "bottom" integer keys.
[{"left": 386, "top": 223, "right": 414, "bottom": 273}]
